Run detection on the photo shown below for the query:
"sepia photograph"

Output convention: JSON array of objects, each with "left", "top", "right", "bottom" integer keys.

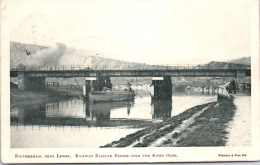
[{"left": 1, "top": 0, "right": 259, "bottom": 163}]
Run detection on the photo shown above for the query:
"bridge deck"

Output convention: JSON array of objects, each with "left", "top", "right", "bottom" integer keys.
[{"left": 10, "top": 65, "right": 251, "bottom": 77}]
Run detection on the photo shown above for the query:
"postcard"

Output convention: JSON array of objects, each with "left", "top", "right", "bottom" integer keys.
[{"left": 1, "top": 0, "right": 260, "bottom": 163}]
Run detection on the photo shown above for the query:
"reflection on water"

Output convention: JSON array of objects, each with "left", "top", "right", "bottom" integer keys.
[
  {"left": 151, "top": 98, "right": 172, "bottom": 120},
  {"left": 11, "top": 93, "right": 216, "bottom": 148},
  {"left": 11, "top": 95, "right": 217, "bottom": 127},
  {"left": 11, "top": 99, "right": 157, "bottom": 128}
]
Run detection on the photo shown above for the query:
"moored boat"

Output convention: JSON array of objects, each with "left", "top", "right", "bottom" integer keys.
[
  {"left": 89, "top": 89, "right": 135, "bottom": 102},
  {"left": 217, "top": 80, "right": 236, "bottom": 100}
]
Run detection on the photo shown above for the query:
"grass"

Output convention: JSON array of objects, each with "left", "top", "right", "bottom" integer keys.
[
  {"left": 175, "top": 97, "right": 236, "bottom": 146},
  {"left": 101, "top": 97, "right": 236, "bottom": 147},
  {"left": 100, "top": 102, "right": 214, "bottom": 148}
]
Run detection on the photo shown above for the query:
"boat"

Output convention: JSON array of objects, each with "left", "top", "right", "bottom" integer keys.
[
  {"left": 89, "top": 87, "right": 135, "bottom": 102},
  {"left": 217, "top": 80, "right": 236, "bottom": 100}
]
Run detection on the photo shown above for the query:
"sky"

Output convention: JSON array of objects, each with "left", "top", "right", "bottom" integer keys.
[{"left": 4, "top": 0, "right": 252, "bottom": 65}]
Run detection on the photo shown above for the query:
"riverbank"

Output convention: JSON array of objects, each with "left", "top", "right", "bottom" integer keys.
[
  {"left": 101, "top": 96, "right": 236, "bottom": 147},
  {"left": 10, "top": 88, "right": 82, "bottom": 106},
  {"left": 226, "top": 95, "right": 251, "bottom": 146}
]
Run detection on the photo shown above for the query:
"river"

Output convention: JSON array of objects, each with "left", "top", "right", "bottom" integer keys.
[{"left": 11, "top": 92, "right": 217, "bottom": 148}]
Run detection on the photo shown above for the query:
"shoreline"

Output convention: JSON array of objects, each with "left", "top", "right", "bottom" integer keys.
[
  {"left": 11, "top": 88, "right": 82, "bottom": 107},
  {"left": 226, "top": 95, "right": 251, "bottom": 146},
  {"left": 10, "top": 89, "right": 250, "bottom": 147},
  {"left": 101, "top": 96, "right": 236, "bottom": 147}
]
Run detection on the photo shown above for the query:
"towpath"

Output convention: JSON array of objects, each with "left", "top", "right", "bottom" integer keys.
[{"left": 226, "top": 95, "right": 251, "bottom": 146}]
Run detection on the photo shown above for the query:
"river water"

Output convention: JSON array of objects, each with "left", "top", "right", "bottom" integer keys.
[{"left": 11, "top": 92, "right": 217, "bottom": 148}]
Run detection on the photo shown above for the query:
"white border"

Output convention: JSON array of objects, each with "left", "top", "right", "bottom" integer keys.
[{"left": 1, "top": 0, "right": 259, "bottom": 163}]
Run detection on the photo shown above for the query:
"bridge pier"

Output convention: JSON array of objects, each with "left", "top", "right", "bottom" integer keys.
[
  {"left": 18, "top": 73, "right": 45, "bottom": 91},
  {"left": 83, "top": 76, "right": 112, "bottom": 98},
  {"left": 236, "top": 70, "right": 247, "bottom": 84},
  {"left": 151, "top": 98, "right": 172, "bottom": 120},
  {"left": 236, "top": 70, "right": 251, "bottom": 93},
  {"left": 150, "top": 76, "right": 172, "bottom": 99}
]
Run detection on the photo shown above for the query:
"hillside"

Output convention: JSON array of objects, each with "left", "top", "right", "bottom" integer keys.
[
  {"left": 11, "top": 42, "right": 94, "bottom": 67},
  {"left": 200, "top": 61, "right": 250, "bottom": 69},
  {"left": 10, "top": 41, "right": 48, "bottom": 66},
  {"left": 10, "top": 41, "right": 151, "bottom": 69},
  {"left": 227, "top": 57, "right": 251, "bottom": 65},
  {"left": 11, "top": 41, "right": 251, "bottom": 69}
]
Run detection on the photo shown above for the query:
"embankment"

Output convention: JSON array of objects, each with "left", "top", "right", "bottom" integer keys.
[
  {"left": 101, "top": 96, "right": 236, "bottom": 147},
  {"left": 10, "top": 88, "right": 82, "bottom": 106}
]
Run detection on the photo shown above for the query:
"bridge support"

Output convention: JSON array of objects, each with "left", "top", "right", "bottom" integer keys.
[
  {"left": 236, "top": 70, "right": 251, "bottom": 93},
  {"left": 151, "top": 76, "right": 172, "bottom": 99},
  {"left": 83, "top": 76, "right": 112, "bottom": 98},
  {"left": 151, "top": 98, "right": 172, "bottom": 120},
  {"left": 236, "top": 70, "right": 247, "bottom": 84},
  {"left": 18, "top": 73, "right": 45, "bottom": 91}
]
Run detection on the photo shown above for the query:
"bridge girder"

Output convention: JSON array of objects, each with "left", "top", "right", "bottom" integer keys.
[{"left": 10, "top": 69, "right": 249, "bottom": 78}]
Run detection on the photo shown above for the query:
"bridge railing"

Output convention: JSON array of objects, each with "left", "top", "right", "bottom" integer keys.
[
  {"left": 10, "top": 64, "right": 250, "bottom": 71},
  {"left": 10, "top": 65, "right": 91, "bottom": 71}
]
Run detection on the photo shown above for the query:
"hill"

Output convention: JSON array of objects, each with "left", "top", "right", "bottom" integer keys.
[
  {"left": 227, "top": 57, "right": 251, "bottom": 65},
  {"left": 10, "top": 41, "right": 151, "bottom": 69},
  {"left": 201, "top": 61, "right": 250, "bottom": 69},
  {"left": 11, "top": 41, "right": 251, "bottom": 68},
  {"left": 10, "top": 41, "right": 48, "bottom": 66}
]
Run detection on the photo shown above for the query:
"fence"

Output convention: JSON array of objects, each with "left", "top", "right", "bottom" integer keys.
[{"left": 46, "top": 82, "right": 81, "bottom": 90}]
